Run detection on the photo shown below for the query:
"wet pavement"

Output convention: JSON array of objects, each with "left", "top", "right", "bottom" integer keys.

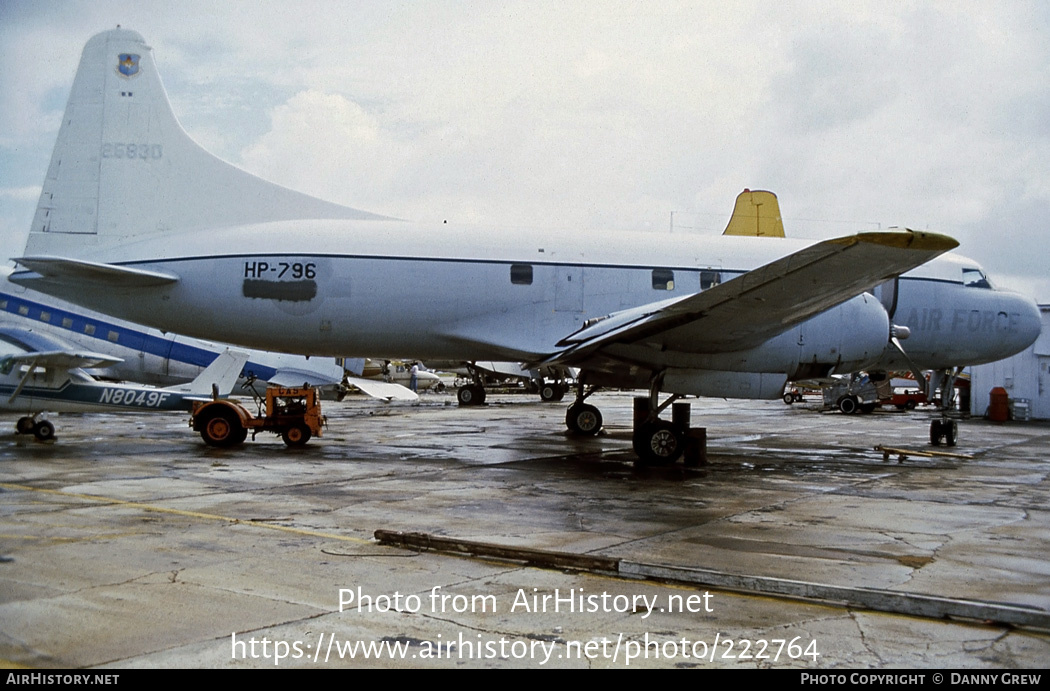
[{"left": 1, "top": 390, "right": 1048, "bottom": 668}]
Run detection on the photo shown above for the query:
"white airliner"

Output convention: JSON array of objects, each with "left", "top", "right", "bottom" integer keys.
[
  {"left": 1, "top": 326, "right": 247, "bottom": 440},
  {"left": 10, "top": 28, "right": 1042, "bottom": 462}
]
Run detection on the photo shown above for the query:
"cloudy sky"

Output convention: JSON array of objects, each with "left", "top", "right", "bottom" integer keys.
[{"left": 2, "top": 1, "right": 1048, "bottom": 301}]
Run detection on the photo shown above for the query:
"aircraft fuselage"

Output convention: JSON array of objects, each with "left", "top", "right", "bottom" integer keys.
[{"left": 17, "top": 219, "right": 1041, "bottom": 393}]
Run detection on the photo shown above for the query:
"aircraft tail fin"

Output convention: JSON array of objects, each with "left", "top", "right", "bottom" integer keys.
[
  {"left": 722, "top": 189, "right": 785, "bottom": 237},
  {"left": 168, "top": 349, "right": 250, "bottom": 396},
  {"left": 25, "top": 28, "right": 389, "bottom": 258}
]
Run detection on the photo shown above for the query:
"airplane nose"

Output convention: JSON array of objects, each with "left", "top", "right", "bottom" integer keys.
[{"left": 1005, "top": 291, "right": 1042, "bottom": 354}]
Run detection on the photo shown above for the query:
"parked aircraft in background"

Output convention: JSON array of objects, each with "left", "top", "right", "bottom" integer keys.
[
  {"left": 1, "top": 325, "right": 247, "bottom": 440},
  {"left": 425, "top": 360, "right": 576, "bottom": 405},
  {"left": 1, "top": 268, "right": 417, "bottom": 402},
  {"left": 11, "top": 29, "right": 1042, "bottom": 463},
  {"left": 348, "top": 359, "right": 443, "bottom": 392}
]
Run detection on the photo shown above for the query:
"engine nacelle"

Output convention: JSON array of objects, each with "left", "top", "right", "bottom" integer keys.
[
  {"left": 581, "top": 294, "right": 892, "bottom": 398},
  {"left": 792, "top": 293, "right": 890, "bottom": 377}
]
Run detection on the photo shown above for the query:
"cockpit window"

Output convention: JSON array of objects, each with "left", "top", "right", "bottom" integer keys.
[{"left": 962, "top": 268, "right": 992, "bottom": 289}]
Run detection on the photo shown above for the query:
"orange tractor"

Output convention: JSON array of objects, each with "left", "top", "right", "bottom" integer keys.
[{"left": 190, "top": 384, "right": 324, "bottom": 447}]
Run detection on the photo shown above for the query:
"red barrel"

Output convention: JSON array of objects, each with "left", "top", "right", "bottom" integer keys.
[{"left": 988, "top": 386, "right": 1009, "bottom": 422}]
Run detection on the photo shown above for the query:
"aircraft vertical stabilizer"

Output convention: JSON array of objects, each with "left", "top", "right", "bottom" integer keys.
[
  {"left": 722, "top": 189, "right": 785, "bottom": 237},
  {"left": 26, "top": 28, "right": 390, "bottom": 258},
  {"left": 173, "top": 349, "right": 250, "bottom": 396}
]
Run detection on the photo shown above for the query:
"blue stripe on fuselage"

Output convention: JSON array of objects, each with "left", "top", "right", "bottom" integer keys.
[{"left": 0, "top": 291, "right": 277, "bottom": 381}]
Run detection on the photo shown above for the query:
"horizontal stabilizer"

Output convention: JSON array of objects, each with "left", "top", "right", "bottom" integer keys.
[
  {"left": 345, "top": 376, "right": 419, "bottom": 401},
  {"left": 12, "top": 257, "right": 178, "bottom": 287}
]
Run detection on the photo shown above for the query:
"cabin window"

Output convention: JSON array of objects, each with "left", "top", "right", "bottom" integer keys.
[
  {"left": 652, "top": 269, "right": 675, "bottom": 290},
  {"left": 962, "top": 268, "right": 992, "bottom": 289},
  {"left": 510, "top": 264, "right": 533, "bottom": 285},
  {"left": 107, "top": 330, "right": 119, "bottom": 343},
  {"left": 40, "top": 311, "right": 51, "bottom": 322},
  {"left": 84, "top": 324, "right": 95, "bottom": 336},
  {"left": 700, "top": 270, "right": 721, "bottom": 291},
  {"left": 18, "top": 305, "right": 29, "bottom": 316},
  {"left": 62, "top": 317, "right": 73, "bottom": 329}
]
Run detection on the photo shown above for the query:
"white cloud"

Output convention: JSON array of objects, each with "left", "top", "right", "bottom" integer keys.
[{"left": 1, "top": 0, "right": 1047, "bottom": 300}]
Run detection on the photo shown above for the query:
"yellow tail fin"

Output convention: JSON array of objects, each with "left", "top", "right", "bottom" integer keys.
[{"left": 722, "top": 189, "right": 785, "bottom": 237}]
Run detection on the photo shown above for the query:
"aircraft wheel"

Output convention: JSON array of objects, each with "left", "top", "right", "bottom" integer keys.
[
  {"left": 282, "top": 424, "right": 311, "bottom": 447},
  {"left": 905, "top": 400, "right": 917, "bottom": 410},
  {"left": 33, "top": 420, "right": 55, "bottom": 441},
  {"left": 838, "top": 395, "right": 859, "bottom": 415},
  {"left": 930, "top": 419, "right": 957, "bottom": 446},
  {"left": 540, "top": 383, "right": 562, "bottom": 402},
  {"left": 566, "top": 403, "right": 602, "bottom": 436},
  {"left": 635, "top": 421, "right": 684, "bottom": 466},
  {"left": 860, "top": 403, "right": 877, "bottom": 414},
  {"left": 200, "top": 409, "right": 244, "bottom": 447},
  {"left": 16, "top": 416, "right": 36, "bottom": 434},
  {"left": 457, "top": 384, "right": 485, "bottom": 406}
]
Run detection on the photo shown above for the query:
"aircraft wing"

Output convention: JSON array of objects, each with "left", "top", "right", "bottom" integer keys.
[
  {"left": 1, "top": 348, "right": 125, "bottom": 404},
  {"left": 344, "top": 376, "right": 419, "bottom": 401},
  {"left": 0, "top": 350, "right": 124, "bottom": 371},
  {"left": 536, "top": 229, "right": 958, "bottom": 368}
]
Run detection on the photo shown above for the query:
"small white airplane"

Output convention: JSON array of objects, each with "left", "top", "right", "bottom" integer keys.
[
  {"left": 1, "top": 325, "right": 248, "bottom": 440},
  {"left": 11, "top": 28, "right": 1042, "bottom": 462},
  {"left": 349, "top": 359, "right": 443, "bottom": 392},
  {"left": 1, "top": 267, "right": 418, "bottom": 403}
]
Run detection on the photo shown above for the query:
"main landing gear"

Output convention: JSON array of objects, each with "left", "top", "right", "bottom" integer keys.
[
  {"left": 929, "top": 417, "right": 958, "bottom": 446},
  {"left": 630, "top": 396, "right": 705, "bottom": 466},
  {"left": 565, "top": 384, "right": 603, "bottom": 436},
  {"left": 540, "top": 381, "right": 569, "bottom": 402},
  {"left": 456, "top": 363, "right": 487, "bottom": 406},
  {"left": 563, "top": 379, "right": 705, "bottom": 467},
  {"left": 15, "top": 415, "right": 56, "bottom": 441},
  {"left": 456, "top": 382, "right": 486, "bottom": 406}
]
